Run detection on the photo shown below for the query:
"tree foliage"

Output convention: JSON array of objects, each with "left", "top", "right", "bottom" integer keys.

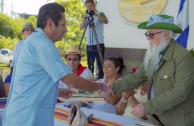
[
  {"left": 55, "top": 0, "right": 87, "bottom": 57},
  {"left": 0, "top": 0, "right": 87, "bottom": 62},
  {"left": 0, "top": 14, "right": 20, "bottom": 39},
  {"left": 14, "top": 16, "right": 37, "bottom": 40},
  {"left": 0, "top": 14, "right": 37, "bottom": 50}
]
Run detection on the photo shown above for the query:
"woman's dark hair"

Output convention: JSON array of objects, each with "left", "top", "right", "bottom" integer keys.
[
  {"left": 105, "top": 57, "right": 126, "bottom": 76},
  {"left": 37, "top": 3, "right": 65, "bottom": 29}
]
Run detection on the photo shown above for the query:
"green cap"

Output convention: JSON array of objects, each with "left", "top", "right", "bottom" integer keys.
[
  {"left": 22, "top": 22, "right": 34, "bottom": 32},
  {"left": 138, "top": 14, "right": 182, "bottom": 33}
]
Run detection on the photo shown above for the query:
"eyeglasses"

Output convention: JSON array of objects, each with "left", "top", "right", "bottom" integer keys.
[
  {"left": 66, "top": 58, "right": 80, "bottom": 62},
  {"left": 144, "top": 31, "right": 163, "bottom": 39}
]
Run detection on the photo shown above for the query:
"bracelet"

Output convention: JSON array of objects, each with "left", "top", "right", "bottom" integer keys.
[
  {"left": 99, "top": 83, "right": 104, "bottom": 94},
  {"left": 121, "top": 98, "right": 128, "bottom": 103},
  {"left": 95, "top": 11, "right": 100, "bottom": 16}
]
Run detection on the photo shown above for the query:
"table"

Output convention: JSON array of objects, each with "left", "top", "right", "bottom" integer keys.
[
  {"left": 54, "top": 103, "right": 156, "bottom": 126},
  {"left": 0, "top": 98, "right": 156, "bottom": 126}
]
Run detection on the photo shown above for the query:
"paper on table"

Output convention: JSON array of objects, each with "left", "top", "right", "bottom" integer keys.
[
  {"left": 58, "top": 92, "right": 103, "bottom": 102},
  {"left": 126, "top": 122, "right": 158, "bottom": 126},
  {"left": 57, "top": 96, "right": 103, "bottom": 103}
]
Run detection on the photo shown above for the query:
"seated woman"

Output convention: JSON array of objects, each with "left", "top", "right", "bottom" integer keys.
[
  {"left": 93, "top": 57, "right": 126, "bottom": 113},
  {"left": 116, "top": 82, "right": 148, "bottom": 119},
  {"left": 99, "top": 57, "right": 126, "bottom": 104},
  {"left": 4, "top": 67, "right": 13, "bottom": 97}
]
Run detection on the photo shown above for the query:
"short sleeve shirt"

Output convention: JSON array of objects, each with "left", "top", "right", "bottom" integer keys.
[
  {"left": 58, "top": 68, "right": 93, "bottom": 88},
  {"left": 85, "top": 12, "right": 106, "bottom": 45},
  {"left": 13, "top": 40, "right": 23, "bottom": 63},
  {"left": 3, "top": 28, "right": 72, "bottom": 126}
]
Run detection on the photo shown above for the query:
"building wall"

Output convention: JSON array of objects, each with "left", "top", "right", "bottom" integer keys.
[
  {"left": 104, "top": 48, "right": 146, "bottom": 72},
  {"left": 96, "top": 0, "right": 193, "bottom": 70},
  {"left": 97, "top": 0, "right": 193, "bottom": 50}
]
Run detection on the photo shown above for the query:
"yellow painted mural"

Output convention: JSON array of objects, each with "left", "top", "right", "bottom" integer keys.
[{"left": 118, "top": 0, "right": 168, "bottom": 23}]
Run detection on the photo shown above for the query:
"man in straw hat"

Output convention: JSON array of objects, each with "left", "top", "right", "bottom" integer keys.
[
  {"left": 3, "top": 3, "right": 106, "bottom": 126},
  {"left": 58, "top": 46, "right": 93, "bottom": 89},
  {"left": 106, "top": 14, "right": 194, "bottom": 126}
]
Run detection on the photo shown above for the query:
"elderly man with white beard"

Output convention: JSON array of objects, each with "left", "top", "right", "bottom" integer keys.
[{"left": 108, "top": 14, "right": 194, "bottom": 126}]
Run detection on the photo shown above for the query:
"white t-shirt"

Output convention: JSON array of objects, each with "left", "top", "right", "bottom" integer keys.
[{"left": 58, "top": 68, "right": 93, "bottom": 88}]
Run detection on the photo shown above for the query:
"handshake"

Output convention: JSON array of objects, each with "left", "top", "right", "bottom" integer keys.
[
  {"left": 58, "top": 87, "right": 74, "bottom": 99},
  {"left": 86, "top": 77, "right": 114, "bottom": 96},
  {"left": 97, "top": 83, "right": 113, "bottom": 96}
]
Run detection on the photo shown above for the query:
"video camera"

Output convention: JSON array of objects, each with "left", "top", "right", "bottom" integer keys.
[{"left": 86, "top": 9, "right": 95, "bottom": 16}]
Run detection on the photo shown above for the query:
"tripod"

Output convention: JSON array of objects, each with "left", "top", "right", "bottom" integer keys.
[{"left": 79, "top": 15, "right": 104, "bottom": 79}]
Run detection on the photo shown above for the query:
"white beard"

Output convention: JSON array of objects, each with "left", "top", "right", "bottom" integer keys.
[{"left": 143, "top": 38, "right": 171, "bottom": 76}]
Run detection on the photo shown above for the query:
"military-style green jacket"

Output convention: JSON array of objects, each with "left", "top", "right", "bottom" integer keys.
[{"left": 112, "top": 40, "right": 194, "bottom": 126}]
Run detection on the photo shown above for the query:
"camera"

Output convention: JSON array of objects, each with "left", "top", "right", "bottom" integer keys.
[{"left": 86, "top": 9, "right": 95, "bottom": 16}]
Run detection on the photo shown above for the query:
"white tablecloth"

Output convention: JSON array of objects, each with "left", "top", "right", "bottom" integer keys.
[
  {"left": 0, "top": 103, "right": 156, "bottom": 126},
  {"left": 54, "top": 103, "right": 156, "bottom": 126}
]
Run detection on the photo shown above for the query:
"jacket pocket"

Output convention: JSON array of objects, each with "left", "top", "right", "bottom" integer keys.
[{"left": 157, "top": 73, "right": 175, "bottom": 91}]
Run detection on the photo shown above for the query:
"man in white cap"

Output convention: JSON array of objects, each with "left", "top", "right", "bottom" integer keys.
[{"left": 108, "top": 14, "right": 194, "bottom": 126}]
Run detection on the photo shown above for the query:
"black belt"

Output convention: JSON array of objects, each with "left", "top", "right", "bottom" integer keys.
[{"left": 152, "top": 114, "right": 165, "bottom": 126}]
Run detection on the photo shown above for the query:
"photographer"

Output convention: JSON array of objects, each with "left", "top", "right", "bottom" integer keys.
[{"left": 80, "top": 0, "right": 108, "bottom": 79}]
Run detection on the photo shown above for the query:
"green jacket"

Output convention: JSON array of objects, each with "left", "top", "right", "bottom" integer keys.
[{"left": 112, "top": 40, "right": 194, "bottom": 126}]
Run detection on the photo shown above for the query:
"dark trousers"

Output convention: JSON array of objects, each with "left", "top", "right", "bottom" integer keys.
[{"left": 86, "top": 44, "right": 105, "bottom": 79}]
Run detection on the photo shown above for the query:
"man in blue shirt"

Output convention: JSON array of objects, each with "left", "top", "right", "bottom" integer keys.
[{"left": 3, "top": 3, "right": 103, "bottom": 126}]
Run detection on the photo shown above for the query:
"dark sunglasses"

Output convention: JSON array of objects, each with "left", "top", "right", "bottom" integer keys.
[
  {"left": 144, "top": 31, "right": 163, "bottom": 39},
  {"left": 66, "top": 58, "right": 80, "bottom": 62}
]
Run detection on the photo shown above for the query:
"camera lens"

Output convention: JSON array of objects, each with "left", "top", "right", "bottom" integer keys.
[
  {"left": 88, "top": 10, "right": 94, "bottom": 16},
  {"left": 86, "top": 10, "right": 94, "bottom": 16}
]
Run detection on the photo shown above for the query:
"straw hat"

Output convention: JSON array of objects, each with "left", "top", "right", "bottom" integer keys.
[
  {"left": 138, "top": 14, "right": 182, "bottom": 33},
  {"left": 61, "top": 46, "right": 85, "bottom": 58}
]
